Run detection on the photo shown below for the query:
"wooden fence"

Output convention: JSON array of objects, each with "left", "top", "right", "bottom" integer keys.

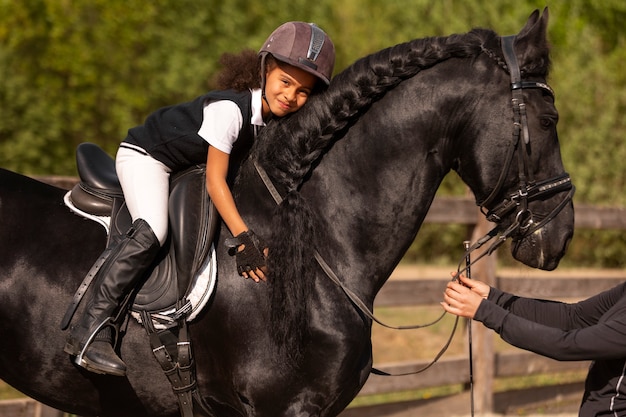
[
  {"left": 0, "top": 399, "right": 64, "bottom": 417},
  {"left": 341, "top": 196, "right": 625, "bottom": 415},
  {"left": 340, "top": 271, "right": 625, "bottom": 416},
  {"left": 1, "top": 177, "right": 625, "bottom": 416}
]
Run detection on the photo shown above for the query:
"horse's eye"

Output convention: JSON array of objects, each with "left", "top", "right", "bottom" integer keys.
[{"left": 540, "top": 116, "right": 556, "bottom": 129}]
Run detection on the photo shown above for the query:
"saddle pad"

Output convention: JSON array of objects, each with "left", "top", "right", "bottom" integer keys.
[{"left": 64, "top": 191, "right": 111, "bottom": 232}]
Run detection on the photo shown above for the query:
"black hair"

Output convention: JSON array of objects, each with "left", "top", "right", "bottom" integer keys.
[{"left": 213, "top": 49, "right": 261, "bottom": 91}]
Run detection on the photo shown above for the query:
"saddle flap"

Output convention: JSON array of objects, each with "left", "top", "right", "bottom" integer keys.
[
  {"left": 168, "top": 167, "right": 215, "bottom": 284},
  {"left": 132, "top": 165, "right": 214, "bottom": 314}
]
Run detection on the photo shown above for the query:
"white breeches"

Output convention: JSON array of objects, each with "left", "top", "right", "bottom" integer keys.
[{"left": 115, "top": 147, "right": 171, "bottom": 246}]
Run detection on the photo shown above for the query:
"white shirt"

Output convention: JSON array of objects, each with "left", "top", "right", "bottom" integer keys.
[{"left": 197, "top": 88, "right": 265, "bottom": 154}]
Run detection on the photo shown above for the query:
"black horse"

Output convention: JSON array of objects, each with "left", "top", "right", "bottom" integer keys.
[{"left": 0, "top": 9, "right": 574, "bottom": 417}]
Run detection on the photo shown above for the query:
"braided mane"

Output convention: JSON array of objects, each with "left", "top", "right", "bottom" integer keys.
[
  {"left": 254, "top": 28, "right": 498, "bottom": 191},
  {"left": 241, "top": 27, "right": 500, "bottom": 363}
]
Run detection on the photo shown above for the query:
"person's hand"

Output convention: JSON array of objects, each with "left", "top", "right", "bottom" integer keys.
[
  {"left": 225, "top": 230, "right": 268, "bottom": 282},
  {"left": 440, "top": 273, "right": 489, "bottom": 319},
  {"left": 241, "top": 247, "right": 269, "bottom": 282},
  {"left": 454, "top": 273, "right": 490, "bottom": 298}
]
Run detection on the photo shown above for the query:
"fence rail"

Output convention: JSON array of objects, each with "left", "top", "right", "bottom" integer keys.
[
  {"left": 356, "top": 274, "right": 620, "bottom": 394},
  {"left": 0, "top": 398, "right": 63, "bottom": 417},
  {"left": 1, "top": 177, "right": 624, "bottom": 416}
]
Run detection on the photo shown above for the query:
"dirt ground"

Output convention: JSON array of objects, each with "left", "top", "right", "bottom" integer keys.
[{"left": 341, "top": 385, "right": 581, "bottom": 417}]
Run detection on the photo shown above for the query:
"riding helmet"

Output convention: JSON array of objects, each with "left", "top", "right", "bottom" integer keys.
[{"left": 259, "top": 22, "right": 335, "bottom": 86}]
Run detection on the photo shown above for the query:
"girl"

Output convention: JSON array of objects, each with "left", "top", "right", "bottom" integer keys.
[{"left": 64, "top": 21, "right": 335, "bottom": 376}]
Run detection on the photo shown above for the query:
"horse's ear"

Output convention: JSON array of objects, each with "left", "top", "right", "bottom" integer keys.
[{"left": 514, "top": 8, "right": 551, "bottom": 76}]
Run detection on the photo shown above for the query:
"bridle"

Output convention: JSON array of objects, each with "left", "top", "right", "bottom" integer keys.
[
  {"left": 460, "top": 35, "right": 575, "bottom": 269},
  {"left": 251, "top": 34, "right": 576, "bottom": 374},
  {"left": 450, "top": 36, "right": 576, "bottom": 409}
]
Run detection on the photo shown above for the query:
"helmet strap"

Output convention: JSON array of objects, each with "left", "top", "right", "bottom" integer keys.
[
  {"left": 259, "top": 53, "right": 276, "bottom": 121},
  {"left": 261, "top": 92, "right": 274, "bottom": 121}
]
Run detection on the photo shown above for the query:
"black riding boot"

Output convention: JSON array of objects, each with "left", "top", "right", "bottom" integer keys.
[{"left": 64, "top": 219, "right": 160, "bottom": 376}]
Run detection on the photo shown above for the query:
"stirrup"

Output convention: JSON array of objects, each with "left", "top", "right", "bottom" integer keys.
[{"left": 74, "top": 317, "right": 113, "bottom": 369}]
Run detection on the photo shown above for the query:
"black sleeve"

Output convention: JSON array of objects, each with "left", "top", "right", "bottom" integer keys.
[{"left": 474, "top": 283, "right": 626, "bottom": 361}]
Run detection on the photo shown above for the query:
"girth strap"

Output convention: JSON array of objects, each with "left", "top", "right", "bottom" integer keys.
[{"left": 140, "top": 308, "right": 213, "bottom": 417}]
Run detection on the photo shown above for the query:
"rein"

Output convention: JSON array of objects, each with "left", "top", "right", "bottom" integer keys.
[
  {"left": 254, "top": 160, "right": 442, "bottom": 332},
  {"left": 251, "top": 35, "right": 574, "bottom": 378},
  {"left": 255, "top": 158, "right": 457, "bottom": 377}
]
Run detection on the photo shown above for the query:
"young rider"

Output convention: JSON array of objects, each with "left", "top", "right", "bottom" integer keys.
[{"left": 63, "top": 22, "right": 335, "bottom": 376}]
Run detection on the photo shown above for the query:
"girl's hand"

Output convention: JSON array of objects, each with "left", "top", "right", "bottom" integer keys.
[
  {"left": 225, "top": 230, "right": 268, "bottom": 283},
  {"left": 241, "top": 248, "right": 269, "bottom": 282}
]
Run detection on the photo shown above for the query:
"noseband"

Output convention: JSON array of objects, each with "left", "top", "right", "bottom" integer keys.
[{"left": 475, "top": 36, "right": 575, "bottom": 247}]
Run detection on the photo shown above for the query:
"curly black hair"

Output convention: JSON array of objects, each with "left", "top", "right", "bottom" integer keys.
[{"left": 213, "top": 49, "right": 262, "bottom": 91}]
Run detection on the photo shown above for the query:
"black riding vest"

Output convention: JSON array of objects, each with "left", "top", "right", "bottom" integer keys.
[{"left": 123, "top": 89, "right": 255, "bottom": 173}]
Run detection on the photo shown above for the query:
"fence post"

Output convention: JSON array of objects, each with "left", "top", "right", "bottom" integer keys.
[
  {"left": 469, "top": 211, "right": 496, "bottom": 414},
  {"left": 39, "top": 403, "right": 66, "bottom": 417}
]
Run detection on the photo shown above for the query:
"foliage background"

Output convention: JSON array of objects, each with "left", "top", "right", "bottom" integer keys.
[{"left": 1, "top": 0, "right": 624, "bottom": 267}]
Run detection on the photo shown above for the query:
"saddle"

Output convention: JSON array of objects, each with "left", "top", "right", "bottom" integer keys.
[
  {"left": 62, "top": 142, "right": 219, "bottom": 417},
  {"left": 64, "top": 142, "right": 218, "bottom": 327}
]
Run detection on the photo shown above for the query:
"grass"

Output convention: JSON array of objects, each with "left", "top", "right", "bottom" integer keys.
[
  {"left": 350, "top": 384, "right": 465, "bottom": 407},
  {"left": 349, "top": 370, "right": 587, "bottom": 408},
  {"left": 370, "top": 305, "right": 467, "bottom": 363},
  {"left": 0, "top": 381, "right": 25, "bottom": 400}
]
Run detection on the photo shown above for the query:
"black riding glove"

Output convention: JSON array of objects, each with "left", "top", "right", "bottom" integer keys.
[{"left": 225, "top": 230, "right": 267, "bottom": 276}]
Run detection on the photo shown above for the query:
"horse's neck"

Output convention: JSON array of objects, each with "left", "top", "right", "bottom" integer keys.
[{"left": 303, "top": 89, "right": 450, "bottom": 298}]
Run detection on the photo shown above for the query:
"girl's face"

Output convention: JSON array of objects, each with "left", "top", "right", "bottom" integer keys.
[{"left": 262, "top": 62, "right": 317, "bottom": 119}]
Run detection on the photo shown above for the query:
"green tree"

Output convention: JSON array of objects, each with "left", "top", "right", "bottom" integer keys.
[{"left": 1, "top": 0, "right": 624, "bottom": 266}]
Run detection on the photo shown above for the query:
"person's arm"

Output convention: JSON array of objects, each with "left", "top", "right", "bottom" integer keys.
[
  {"left": 444, "top": 276, "right": 626, "bottom": 361},
  {"left": 206, "top": 145, "right": 266, "bottom": 282},
  {"left": 476, "top": 292, "right": 626, "bottom": 361},
  {"left": 200, "top": 99, "right": 268, "bottom": 282},
  {"left": 206, "top": 146, "right": 247, "bottom": 236},
  {"left": 445, "top": 274, "right": 619, "bottom": 330},
  {"left": 487, "top": 280, "right": 626, "bottom": 331}
]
